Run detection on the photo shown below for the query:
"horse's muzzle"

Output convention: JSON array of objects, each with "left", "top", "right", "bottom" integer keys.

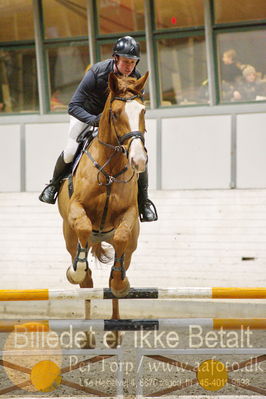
[
  {"left": 128, "top": 138, "right": 147, "bottom": 172},
  {"left": 130, "top": 156, "right": 147, "bottom": 172}
]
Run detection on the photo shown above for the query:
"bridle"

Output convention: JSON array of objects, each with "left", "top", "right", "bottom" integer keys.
[
  {"left": 83, "top": 92, "right": 147, "bottom": 234},
  {"left": 99, "top": 93, "right": 145, "bottom": 153},
  {"left": 84, "top": 93, "right": 146, "bottom": 187}
]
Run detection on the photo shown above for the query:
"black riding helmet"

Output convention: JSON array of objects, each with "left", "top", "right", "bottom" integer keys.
[{"left": 113, "top": 36, "right": 140, "bottom": 63}]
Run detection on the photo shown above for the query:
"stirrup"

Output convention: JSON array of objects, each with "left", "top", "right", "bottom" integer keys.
[
  {"left": 139, "top": 199, "right": 158, "bottom": 222},
  {"left": 39, "top": 182, "right": 59, "bottom": 204}
]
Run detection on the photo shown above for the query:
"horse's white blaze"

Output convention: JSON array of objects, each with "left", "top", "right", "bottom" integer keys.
[
  {"left": 125, "top": 100, "right": 147, "bottom": 172},
  {"left": 125, "top": 100, "right": 145, "bottom": 131},
  {"left": 129, "top": 139, "right": 146, "bottom": 172}
]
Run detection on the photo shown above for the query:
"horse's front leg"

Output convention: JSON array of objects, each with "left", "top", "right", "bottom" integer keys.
[
  {"left": 67, "top": 199, "right": 96, "bottom": 348},
  {"left": 110, "top": 207, "right": 139, "bottom": 298},
  {"left": 66, "top": 199, "right": 93, "bottom": 285}
]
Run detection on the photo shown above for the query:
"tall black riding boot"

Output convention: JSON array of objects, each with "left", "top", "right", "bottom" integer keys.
[
  {"left": 138, "top": 169, "right": 158, "bottom": 222},
  {"left": 39, "top": 152, "right": 71, "bottom": 204}
]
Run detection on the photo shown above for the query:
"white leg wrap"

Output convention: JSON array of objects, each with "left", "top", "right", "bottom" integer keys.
[{"left": 66, "top": 241, "right": 88, "bottom": 284}]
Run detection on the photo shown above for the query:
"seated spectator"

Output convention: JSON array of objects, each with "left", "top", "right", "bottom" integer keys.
[
  {"left": 198, "top": 79, "right": 234, "bottom": 103},
  {"left": 221, "top": 49, "right": 243, "bottom": 84},
  {"left": 232, "top": 65, "right": 266, "bottom": 102}
]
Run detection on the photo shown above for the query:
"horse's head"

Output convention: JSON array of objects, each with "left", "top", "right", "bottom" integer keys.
[{"left": 105, "top": 71, "right": 149, "bottom": 173}]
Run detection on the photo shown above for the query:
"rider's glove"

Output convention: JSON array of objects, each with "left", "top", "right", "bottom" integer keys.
[{"left": 92, "top": 113, "right": 102, "bottom": 127}]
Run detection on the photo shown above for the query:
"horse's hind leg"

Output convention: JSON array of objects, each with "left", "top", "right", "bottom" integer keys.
[
  {"left": 104, "top": 296, "right": 123, "bottom": 348},
  {"left": 80, "top": 273, "right": 96, "bottom": 349},
  {"left": 106, "top": 249, "right": 135, "bottom": 347}
]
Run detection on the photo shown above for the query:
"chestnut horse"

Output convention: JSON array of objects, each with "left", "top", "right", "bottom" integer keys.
[{"left": 58, "top": 72, "right": 149, "bottom": 336}]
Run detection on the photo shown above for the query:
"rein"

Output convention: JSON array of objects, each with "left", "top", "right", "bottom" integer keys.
[{"left": 84, "top": 93, "right": 146, "bottom": 234}]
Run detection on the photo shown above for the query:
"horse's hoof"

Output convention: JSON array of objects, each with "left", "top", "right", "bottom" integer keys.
[
  {"left": 66, "top": 266, "right": 86, "bottom": 284},
  {"left": 111, "top": 277, "right": 130, "bottom": 298},
  {"left": 105, "top": 331, "right": 123, "bottom": 348},
  {"left": 79, "top": 271, "right": 93, "bottom": 288}
]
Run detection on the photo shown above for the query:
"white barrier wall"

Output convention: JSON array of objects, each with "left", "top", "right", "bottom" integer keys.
[
  {"left": 161, "top": 115, "right": 231, "bottom": 189},
  {"left": 0, "top": 125, "right": 21, "bottom": 192},
  {"left": 25, "top": 123, "right": 69, "bottom": 191},
  {"left": 237, "top": 113, "right": 266, "bottom": 188},
  {"left": 145, "top": 119, "right": 157, "bottom": 190},
  {"left": 0, "top": 111, "right": 266, "bottom": 191}
]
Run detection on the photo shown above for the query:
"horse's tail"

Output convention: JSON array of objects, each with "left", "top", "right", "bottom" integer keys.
[{"left": 91, "top": 243, "right": 112, "bottom": 264}]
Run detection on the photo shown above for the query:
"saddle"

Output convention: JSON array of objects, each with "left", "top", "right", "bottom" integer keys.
[
  {"left": 68, "top": 126, "right": 98, "bottom": 197},
  {"left": 72, "top": 127, "right": 98, "bottom": 173}
]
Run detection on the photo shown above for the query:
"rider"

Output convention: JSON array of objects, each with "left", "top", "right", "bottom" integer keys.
[{"left": 39, "top": 36, "right": 157, "bottom": 222}]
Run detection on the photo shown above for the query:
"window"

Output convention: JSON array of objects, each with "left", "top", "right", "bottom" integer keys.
[
  {"left": 0, "top": 1, "right": 38, "bottom": 114},
  {"left": 43, "top": 0, "right": 90, "bottom": 112},
  {"left": 217, "top": 30, "right": 266, "bottom": 103},
  {"left": 1, "top": 0, "right": 266, "bottom": 116},
  {"left": 154, "top": 0, "right": 204, "bottom": 29},
  {"left": 214, "top": 0, "right": 266, "bottom": 24},
  {"left": 97, "top": 0, "right": 145, "bottom": 34},
  {"left": 0, "top": 48, "right": 38, "bottom": 113},
  {"left": 43, "top": 0, "right": 88, "bottom": 39},
  {"left": 153, "top": 0, "right": 206, "bottom": 106},
  {"left": 157, "top": 36, "right": 208, "bottom": 105},
  {"left": 0, "top": 0, "right": 34, "bottom": 42},
  {"left": 47, "top": 45, "right": 90, "bottom": 112}
]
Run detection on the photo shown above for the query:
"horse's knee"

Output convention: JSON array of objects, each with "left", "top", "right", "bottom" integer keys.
[
  {"left": 69, "top": 210, "right": 91, "bottom": 233},
  {"left": 68, "top": 202, "right": 92, "bottom": 247},
  {"left": 113, "top": 224, "right": 130, "bottom": 247}
]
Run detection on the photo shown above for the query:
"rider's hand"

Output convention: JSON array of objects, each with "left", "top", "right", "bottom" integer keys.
[{"left": 92, "top": 113, "right": 102, "bottom": 127}]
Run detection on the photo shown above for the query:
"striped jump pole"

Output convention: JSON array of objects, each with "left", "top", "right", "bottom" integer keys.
[
  {"left": 0, "top": 287, "right": 266, "bottom": 301},
  {"left": 0, "top": 318, "right": 266, "bottom": 332}
]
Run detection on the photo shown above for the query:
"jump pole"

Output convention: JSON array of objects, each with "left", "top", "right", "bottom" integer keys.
[
  {"left": 0, "top": 287, "right": 266, "bottom": 301},
  {"left": 1, "top": 318, "right": 266, "bottom": 332}
]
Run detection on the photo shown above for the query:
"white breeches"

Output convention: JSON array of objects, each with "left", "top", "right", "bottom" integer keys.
[{"left": 63, "top": 116, "right": 89, "bottom": 163}]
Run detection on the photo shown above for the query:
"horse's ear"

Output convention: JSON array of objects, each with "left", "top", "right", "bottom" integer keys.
[
  {"left": 109, "top": 72, "right": 119, "bottom": 93},
  {"left": 134, "top": 71, "right": 149, "bottom": 92}
]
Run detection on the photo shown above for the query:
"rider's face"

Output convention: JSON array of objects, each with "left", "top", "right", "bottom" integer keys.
[{"left": 116, "top": 57, "right": 137, "bottom": 76}]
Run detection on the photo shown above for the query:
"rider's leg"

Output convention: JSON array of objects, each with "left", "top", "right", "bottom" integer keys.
[
  {"left": 138, "top": 169, "right": 158, "bottom": 222},
  {"left": 39, "top": 116, "right": 88, "bottom": 204}
]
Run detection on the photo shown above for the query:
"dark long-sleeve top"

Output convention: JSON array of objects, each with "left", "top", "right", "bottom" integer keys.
[
  {"left": 236, "top": 79, "right": 266, "bottom": 101},
  {"left": 68, "top": 58, "right": 141, "bottom": 124}
]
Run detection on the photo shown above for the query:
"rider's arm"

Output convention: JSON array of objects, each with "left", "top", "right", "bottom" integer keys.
[{"left": 68, "top": 69, "right": 99, "bottom": 125}]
